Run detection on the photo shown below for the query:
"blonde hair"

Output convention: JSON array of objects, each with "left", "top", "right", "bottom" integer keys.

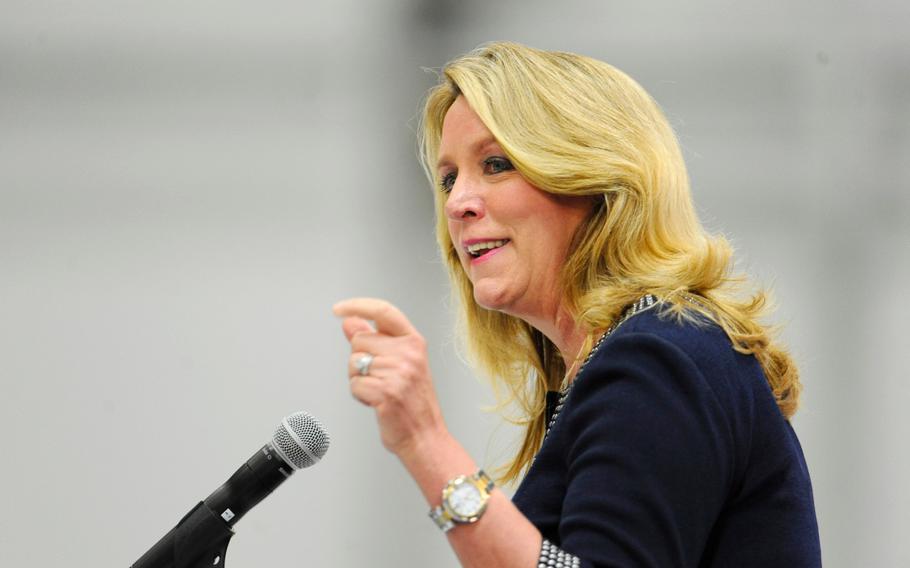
[{"left": 418, "top": 41, "right": 801, "bottom": 483}]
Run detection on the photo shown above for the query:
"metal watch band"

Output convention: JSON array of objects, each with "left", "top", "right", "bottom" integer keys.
[
  {"left": 474, "top": 469, "right": 494, "bottom": 492},
  {"left": 429, "top": 505, "right": 456, "bottom": 532}
]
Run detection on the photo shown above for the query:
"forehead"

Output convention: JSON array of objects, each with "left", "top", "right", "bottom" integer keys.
[
  {"left": 441, "top": 97, "right": 486, "bottom": 137},
  {"left": 437, "top": 97, "right": 499, "bottom": 165}
]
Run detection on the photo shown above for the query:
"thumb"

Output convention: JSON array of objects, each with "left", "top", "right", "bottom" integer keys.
[{"left": 341, "top": 316, "right": 375, "bottom": 341}]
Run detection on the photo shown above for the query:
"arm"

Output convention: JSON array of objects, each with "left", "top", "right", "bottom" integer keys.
[
  {"left": 397, "top": 429, "right": 542, "bottom": 568},
  {"left": 333, "top": 298, "right": 541, "bottom": 568}
]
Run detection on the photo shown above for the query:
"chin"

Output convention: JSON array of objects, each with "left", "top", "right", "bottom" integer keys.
[{"left": 471, "top": 282, "right": 516, "bottom": 314}]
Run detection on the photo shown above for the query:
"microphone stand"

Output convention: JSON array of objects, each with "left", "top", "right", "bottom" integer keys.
[{"left": 131, "top": 501, "right": 235, "bottom": 568}]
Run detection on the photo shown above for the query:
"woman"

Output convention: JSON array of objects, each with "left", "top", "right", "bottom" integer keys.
[{"left": 334, "top": 42, "right": 821, "bottom": 567}]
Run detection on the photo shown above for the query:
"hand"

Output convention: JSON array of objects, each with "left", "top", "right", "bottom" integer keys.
[{"left": 333, "top": 298, "right": 448, "bottom": 459}]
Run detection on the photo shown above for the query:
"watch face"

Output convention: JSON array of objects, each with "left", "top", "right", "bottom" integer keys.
[{"left": 448, "top": 482, "right": 483, "bottom": 518}]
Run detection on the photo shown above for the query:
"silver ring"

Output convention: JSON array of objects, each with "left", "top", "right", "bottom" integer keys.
[{"left": 356, "top": 353, "right": 374, "bottom": 376}]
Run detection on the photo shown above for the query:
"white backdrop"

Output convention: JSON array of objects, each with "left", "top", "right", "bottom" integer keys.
[{"left": 1, "top": 1, "right": 908, "bottom": 566}]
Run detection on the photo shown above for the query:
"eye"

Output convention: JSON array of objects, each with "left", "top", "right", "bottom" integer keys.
[
  {"left": 483, "top": 156, "right": 514, "bottom": 175},
  {"left": 439, "top": 171, "right": 457, "bottom": 194}
]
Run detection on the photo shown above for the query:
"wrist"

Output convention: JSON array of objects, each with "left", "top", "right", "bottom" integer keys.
[
  {"left": 395, "top": 429, "right": 479, "bottom": 507},
  {"left": 395, "top": 426, "right": 454, "bottom": 472}
]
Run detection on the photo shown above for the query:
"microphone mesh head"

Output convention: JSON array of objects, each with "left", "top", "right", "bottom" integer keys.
[{"left": 273, "top": 411, "right": 330, "bottom": 469}]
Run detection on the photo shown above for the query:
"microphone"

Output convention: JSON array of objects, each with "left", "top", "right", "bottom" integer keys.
[
  {"left": 132, "top": 411, "right": 330, "bottom": 568},
  {"left": 203, "top": 411, "right": 330, "bottom": 526}
]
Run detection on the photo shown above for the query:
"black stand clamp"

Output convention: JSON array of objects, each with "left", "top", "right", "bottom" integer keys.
[{"left": 131, "top": 501, "right": 235, "bottom": 568}]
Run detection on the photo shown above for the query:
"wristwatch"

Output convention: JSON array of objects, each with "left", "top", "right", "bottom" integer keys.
[{"left": 428, "top": 470, "right": 495, "bottom": 532}]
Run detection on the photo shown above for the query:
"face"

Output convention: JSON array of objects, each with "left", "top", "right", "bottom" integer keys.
[{"left": 437, "top": 96, "right": 592, "bottom": 325}]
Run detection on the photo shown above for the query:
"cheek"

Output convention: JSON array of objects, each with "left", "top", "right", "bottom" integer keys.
[
  {"left": 446, "top": 222, "right": 468, "bottom": 266},
  {"left": 446, "top": 222, "right": 458, "bottom": 249},
  {"left": 545, "top": 209, "right": 589, "bottom": 260}
]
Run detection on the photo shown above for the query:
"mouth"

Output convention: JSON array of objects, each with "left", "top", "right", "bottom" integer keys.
[{"left": 464, "top": 239, "right": 510, "bottom": 262}]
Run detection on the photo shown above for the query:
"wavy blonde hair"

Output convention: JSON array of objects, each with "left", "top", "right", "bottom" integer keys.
[{"left": 418, "top": 41, "right": 801, "bottom": 483}]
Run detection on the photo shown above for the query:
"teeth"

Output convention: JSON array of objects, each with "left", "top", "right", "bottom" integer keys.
[{"left": 466, "top": 240, "right": 508, "bottom": 256}]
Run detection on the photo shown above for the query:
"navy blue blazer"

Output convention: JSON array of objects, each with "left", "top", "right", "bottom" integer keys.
[{"left": 512, "top": 307, "right": 821, "bottom": 567}]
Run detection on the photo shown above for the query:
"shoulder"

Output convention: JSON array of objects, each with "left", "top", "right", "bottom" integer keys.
[
  {"left": 559, "top": 303, "right": 782, "bottom": 459},
  {"left": 568, "top": 306, "right": 742, "bottom": 427},
  {"left": 612, "top": 304, "right": 745, "bottom": 370},
  {"left": 589, "top": 304, "right": 774, "bottom": 416},
  {"left": 561, "top": 302, "right": 786, "bottom": 475}
]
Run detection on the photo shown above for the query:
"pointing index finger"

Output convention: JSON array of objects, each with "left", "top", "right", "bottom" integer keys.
[{"left": 332, "top": 298, "right": 416, "bottom": 337}]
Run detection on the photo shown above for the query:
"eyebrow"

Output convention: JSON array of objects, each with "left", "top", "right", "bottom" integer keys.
[{"left": 436, "top": 136, "right": 500, "bottom": 170}]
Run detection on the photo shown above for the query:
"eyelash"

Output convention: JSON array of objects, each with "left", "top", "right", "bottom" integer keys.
[
  {"left": 439, "top": 172, "right": 457, "bottom": 194},
  {"left": 438, "top": 156, "right": 514, "bottom": 193}
]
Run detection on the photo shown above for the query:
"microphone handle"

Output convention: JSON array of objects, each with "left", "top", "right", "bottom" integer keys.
[{"left": 203, "top": 442, "right": 295, "bottom": 527}]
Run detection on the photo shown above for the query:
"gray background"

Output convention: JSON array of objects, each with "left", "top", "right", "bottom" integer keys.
[{"left": 1, "top": 1, "right": 908, "bottom": 566}]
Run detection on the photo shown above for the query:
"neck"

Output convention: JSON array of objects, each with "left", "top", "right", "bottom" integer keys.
[{"left": 521, "top": 302, "right": 589, "bottom": 380}]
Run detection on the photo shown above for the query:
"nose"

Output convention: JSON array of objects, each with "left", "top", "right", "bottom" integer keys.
[{"left": 444, "top": 175, "right": 485, "bottom": 221}]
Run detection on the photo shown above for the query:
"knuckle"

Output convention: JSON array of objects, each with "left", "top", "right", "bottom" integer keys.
[
  {"left": 386, "top": 379, "right": 407, "bottom": 401},
  {"left": 396, "top": 360, "right": 416, "bottom": 379},
  {"left": 404, "top": 346, "right": 425, "bottom": 367},
  {"left": 398, "top": 361, "right": 414, "bottom": 379}
]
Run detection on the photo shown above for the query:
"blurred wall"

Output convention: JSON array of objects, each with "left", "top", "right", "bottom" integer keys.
[{"left": 1, "top": 1, "right": 907, "bottom": 566}]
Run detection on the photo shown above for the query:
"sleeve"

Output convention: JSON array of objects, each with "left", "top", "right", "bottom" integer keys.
[{"left": 557, "top": 332, "right": 737, "bottom": 567}]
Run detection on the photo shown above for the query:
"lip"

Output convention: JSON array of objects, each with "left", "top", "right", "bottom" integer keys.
[
  {"left": 462, "top": 238, "right": 510, "bottom": 265},
  {"left": 470, "top": 245, "right": 507, "bottom": 265}
]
